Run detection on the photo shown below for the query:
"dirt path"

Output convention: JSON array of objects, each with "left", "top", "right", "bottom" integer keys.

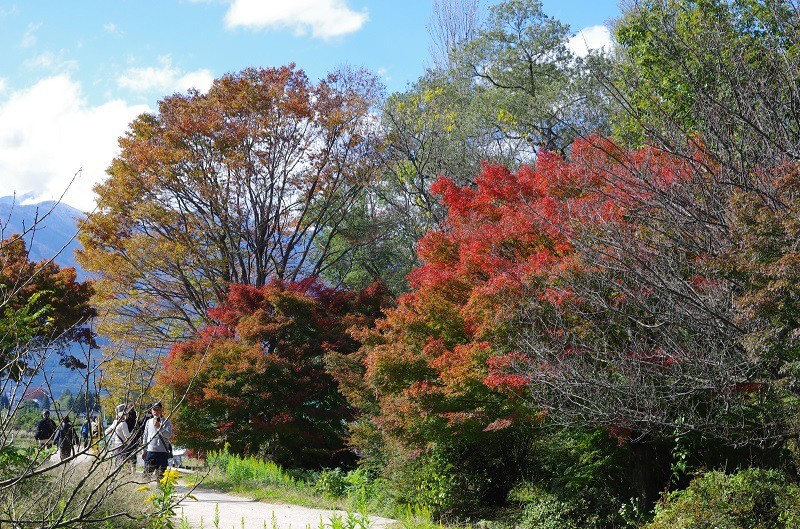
[{"left": 174, "top": 487, "right": 397, "bottom": 529}]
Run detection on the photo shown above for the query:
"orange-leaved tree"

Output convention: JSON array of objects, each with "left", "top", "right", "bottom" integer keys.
[
  {"left": 0, "top": 236, "right": 95, "bottom": 378},
  {"left": 78, "top": 65, "right": 383, "bottom": 351}
]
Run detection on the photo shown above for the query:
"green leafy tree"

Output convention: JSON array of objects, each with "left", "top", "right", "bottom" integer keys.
[
  {"left": 614, "top": 0, "right": 800, "bottom": 165},
  {"left": 460, "top": 0, "right": 614, "bottom": 153}
]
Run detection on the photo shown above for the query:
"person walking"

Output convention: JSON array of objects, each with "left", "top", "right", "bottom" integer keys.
[
  {"left": 111, "top": 406, "right": 134, "bottom": 468},
  {"left": 80, "top": 416, "right": 91, "bottom": 448},
  {"left": 141, "top": 401, "right": 172, "bottom": 479},
  {"left": 34, "top": 410, "right": 57, "bottom": 448},
  {"left": 54, "top": 416, "right": 78, "bottom": 460}
]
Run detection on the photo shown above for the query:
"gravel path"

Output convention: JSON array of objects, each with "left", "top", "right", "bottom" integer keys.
[{"left": 174, "top": 487, "right": 397, "bottom": 529}]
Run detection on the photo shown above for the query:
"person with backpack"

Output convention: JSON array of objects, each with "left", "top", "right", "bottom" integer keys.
[
  {"left": 54, "top": 416, "right": 78, "bottom": 461},
  {"left": 141, "top": 401, "right": 172, "bottom": 479},
  {"left": 80, "top": 416, "right": 91, "bottom": 448},
  {"left": 112, "top": 406, "right": 135, "bottom": 468},
  {"left": 34, "top": 410, "right": 57, "bottom": 448}
]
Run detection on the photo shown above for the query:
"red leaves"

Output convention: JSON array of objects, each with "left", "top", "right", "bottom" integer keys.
[
  {"left": 352, "top": 136, "right": 709, "bottom": 445},
  {"left": 160, "top": 279, "right": 390, "bottom": 466}
]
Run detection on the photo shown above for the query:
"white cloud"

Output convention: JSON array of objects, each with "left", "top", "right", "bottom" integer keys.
[
  {"left": 21, "top": 22, "right": 42, "bottom": 48},
  {"left": 0, "top": 75, "right": 149, "bottom": 211},
  {"left": 0, "top": 78, "right": 7, "bottom": 93},
  {"left": 0, "top": 6, "right": 19, "bottom": 19},
  {"left": 224, "top": 0, "right": 368, "bottom": 39},
  {"left": 568, "top": 25, "right": 613, "bottom": 57},
  {"left": 103, "top": 22, "right": 117, "bottom": 33},
  {"left": 174, "top": 69, "right": 215, "bottom": 93},
  {"left": 24, "top": 50, "right": 78, "bottom": 73},
  {"left": 117, "top": 56, "right": 214, "bottom": 94}
]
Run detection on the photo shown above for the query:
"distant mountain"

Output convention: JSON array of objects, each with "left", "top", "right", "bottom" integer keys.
[{"left": 0, "top": 195, "right": 86, "bottom": 276}]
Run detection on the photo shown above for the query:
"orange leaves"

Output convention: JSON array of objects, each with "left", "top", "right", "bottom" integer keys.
[{"left": 78, "top": 65, "right": 383, "bottom": 363}]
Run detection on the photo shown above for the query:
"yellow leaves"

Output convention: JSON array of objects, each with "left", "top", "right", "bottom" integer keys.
[
  {"left": 423, "top": 86, "right": 445, "bottom": 102},
  {"left": 497, "top": 108, "right": 518, "bottom": 125}
]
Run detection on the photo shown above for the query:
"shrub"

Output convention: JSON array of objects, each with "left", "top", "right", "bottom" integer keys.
[
  {"left": 505, "top": 429, "right": 636, "bottom": 529},
  {"left": 515, "top": 487, "right": 582, "bottom": 529},
  {"left": 645, "top": 468, "right": 800, "bottom": 529},
  {"left": 343, "top": 467, "right": 375, "bottom": 506},
  {"left": 315, "top": 468, "right": 348, "bottom": 497},
  {"left": 377, "top": 447, "right": 465, "bottom": 518}
]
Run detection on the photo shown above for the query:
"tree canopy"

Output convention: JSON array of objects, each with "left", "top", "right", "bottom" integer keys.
[{"left": 78, "top": 65, "right": 383, "bottom": 349}]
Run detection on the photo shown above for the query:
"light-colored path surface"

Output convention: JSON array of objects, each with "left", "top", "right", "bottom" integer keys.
[{"left": 175, "top": 487, "right": 397, "bottom": 529}]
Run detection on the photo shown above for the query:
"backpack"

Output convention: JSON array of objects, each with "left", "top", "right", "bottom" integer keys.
[{"left": 56, "top": 425, "right": 74, "bottom": 448}]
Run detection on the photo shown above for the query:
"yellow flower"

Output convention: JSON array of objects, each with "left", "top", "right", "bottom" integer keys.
[
  {"left": 136, "top": 485, "right": 150, "bottom": 492},
  {"left": 145, "top": 494, "right": 156, "bottom": 503},
  {"left": 186, "top": 494, "right": 198, "bottom": 501},
  {"left": 159, "top": 469, "right": 180, "bottom": 486}
]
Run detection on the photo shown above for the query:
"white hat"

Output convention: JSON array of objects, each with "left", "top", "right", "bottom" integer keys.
[{"left": 114, "top": 403, "right": 128, "bottom": 419}]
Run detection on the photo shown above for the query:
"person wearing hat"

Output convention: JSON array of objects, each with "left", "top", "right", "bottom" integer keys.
[
  {"left": 54, "top": 416, "right": 78, "bottom": 460},
  {"left": 105, "top": 404, "right": 134, "bottom": 468},
  {"left": 141, "top": 401, "right": 172, "bottom": 479},
  {"left": 34, "top": 410, "right": 57, "bottom": 448}
]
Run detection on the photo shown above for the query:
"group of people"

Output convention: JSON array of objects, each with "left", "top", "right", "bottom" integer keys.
[
  {"left": 105, "top": 400, "right": 174, "bottom": 477},
  {"left": 35, "top": 411, "right": 79, "bottom": 457},
  {"left": 33, "top": 401, "right": 174, "bottom": 478}
]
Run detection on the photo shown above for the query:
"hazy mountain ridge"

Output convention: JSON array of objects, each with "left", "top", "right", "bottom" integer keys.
[{"left": 0, "top": 195, "right": 85, "bottom": 275}]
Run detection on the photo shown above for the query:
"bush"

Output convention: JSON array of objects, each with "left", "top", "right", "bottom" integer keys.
[
  {"left": 645, "top": 468, "right": 800, "bottom": 529},
  {"left": 314, "top": 467, "right": 377, "bottom": 509},
  {"left": 315, "top": 468, "right": 348, "bottom": 497},
  {"left": 514, "top": 487, "right": 582, "bottom": 529},
  {"left": 375, "top": 446, "right": 467, "bottom": 518},
  {"left": 504, "top": 429, "right": 636, "bottom": 529}
]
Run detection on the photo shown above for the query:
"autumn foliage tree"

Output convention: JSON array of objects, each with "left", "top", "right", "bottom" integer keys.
[
  {"left": 0, "top": 236, "right": 95, "bottom": 378},
  {"left": 77, "top": 65, "right": 383, "bottom": 352},
  {"left": 332, "top": 139, "right": 627, "bottom": 508},
  {"left": 342, "top": 135, "right": 797, "bottom": 510},
  {"left": 160, "top": 279, "right": 389, "bottom": 468}
]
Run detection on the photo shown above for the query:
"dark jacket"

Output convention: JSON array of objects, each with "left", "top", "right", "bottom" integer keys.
[
  {"left": 55, "top": 424, "right": 78, "bottom": 448},
  {"left": 35, "top": 417, "right": 57, "bottom": 441}
]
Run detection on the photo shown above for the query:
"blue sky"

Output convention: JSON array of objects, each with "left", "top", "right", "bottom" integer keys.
[{"left": 0, "top": 0, "right": 620, "bottom": 210}]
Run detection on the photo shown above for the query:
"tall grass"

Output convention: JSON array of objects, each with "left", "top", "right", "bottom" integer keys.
[{"left": 208, "top": 446, "right": 298, "bottom": 488}]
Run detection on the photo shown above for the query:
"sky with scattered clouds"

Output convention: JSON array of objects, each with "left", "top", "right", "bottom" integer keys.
[{"left": 0, "top": 0, "right": 619, "bottom": 211}]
